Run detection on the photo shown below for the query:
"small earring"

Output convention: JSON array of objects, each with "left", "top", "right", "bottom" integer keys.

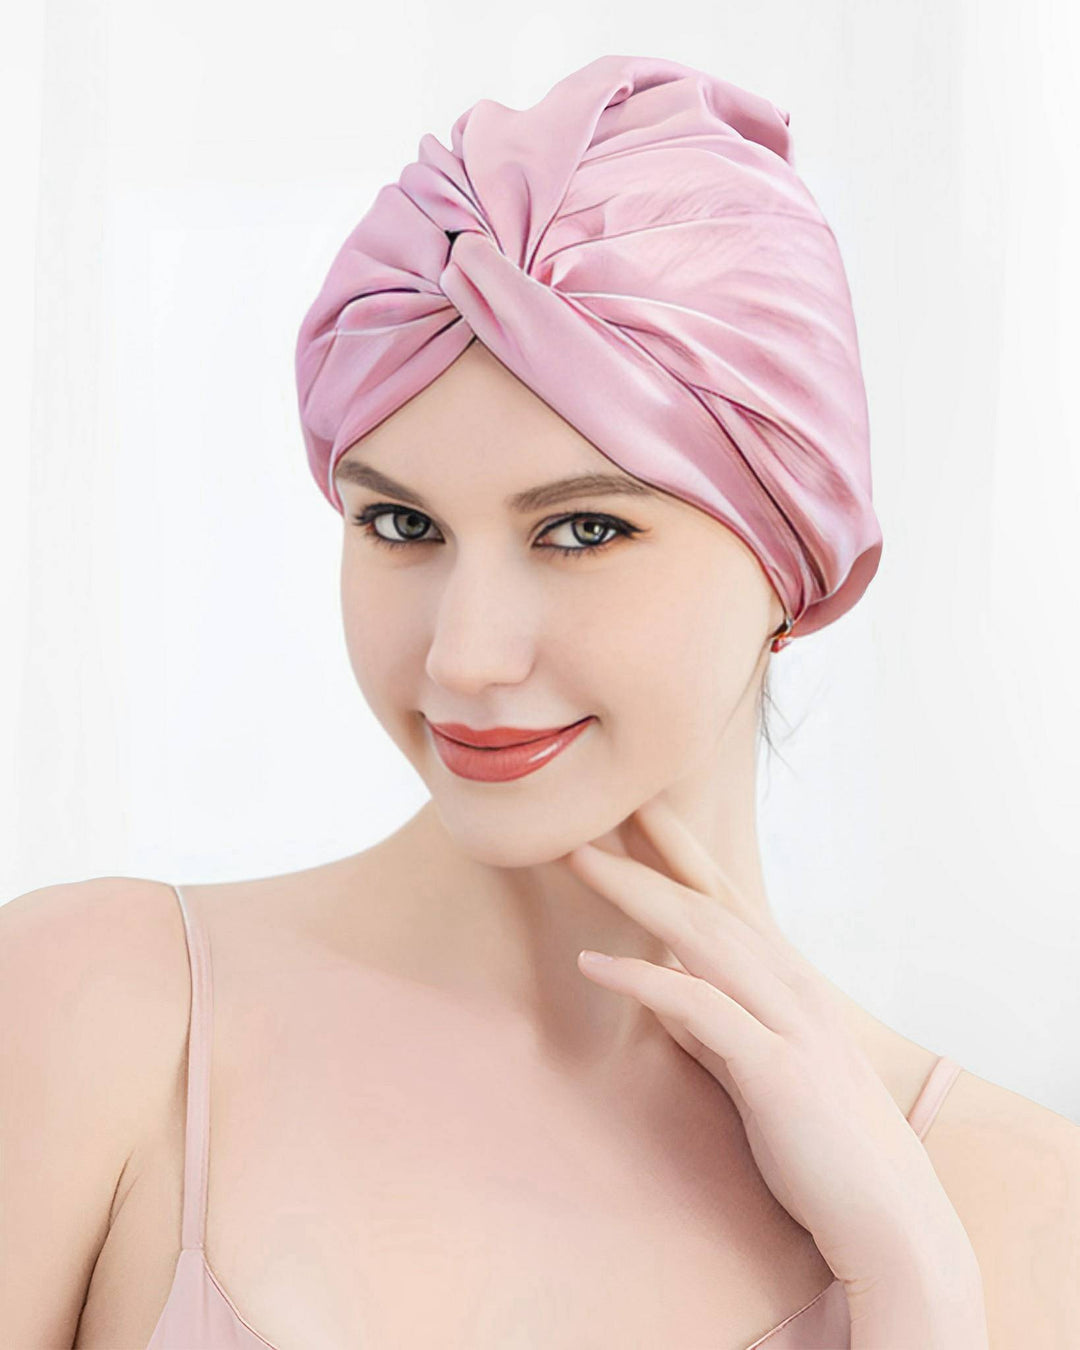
[{"left": 770, "top": 614, "right": 794, "bottom": 653}]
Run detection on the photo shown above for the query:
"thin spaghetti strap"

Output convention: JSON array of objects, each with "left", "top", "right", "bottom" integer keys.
[
  {"left": 171, "top": 884, "right": 213, "bottom": 1251},
  {"left": 906, "top": 1054, "right": 963, "bottom": 1142}
]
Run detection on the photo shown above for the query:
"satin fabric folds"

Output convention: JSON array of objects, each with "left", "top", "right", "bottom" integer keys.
[{"left": 294, "top": 54, "right": 882, "bottom": 641}]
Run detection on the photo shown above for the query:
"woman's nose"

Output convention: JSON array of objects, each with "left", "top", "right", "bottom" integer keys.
[{"left": 423, "top": 559, "right": 538, "bottom": 692}]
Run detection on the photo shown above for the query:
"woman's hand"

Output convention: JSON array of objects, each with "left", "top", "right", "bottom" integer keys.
[{"left": 562, "top": 794, "right": 981, "bottom": 1305}]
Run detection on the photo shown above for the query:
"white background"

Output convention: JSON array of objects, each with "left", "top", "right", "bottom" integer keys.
[{"left": 2, "top": 1, "right": 1077, "bottom": 1120}]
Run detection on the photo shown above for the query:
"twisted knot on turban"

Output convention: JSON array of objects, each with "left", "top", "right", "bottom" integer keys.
[{"left": 295, "top": 54, "right": 882, "bottom": 641}]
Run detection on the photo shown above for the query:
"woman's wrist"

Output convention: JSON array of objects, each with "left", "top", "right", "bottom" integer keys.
[{"left": 844, "top": 1225, "right": 989, "bottom": 1349}]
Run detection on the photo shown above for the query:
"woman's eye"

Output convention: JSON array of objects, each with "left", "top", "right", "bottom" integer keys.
[
  {"left": 355, "top": 506, "right": 436, "bottom": 550},
  {"left": 540, "top": 515, "right": 628, "bottom": 556},
  {"left": 348, "top": 505, "right": 641, "bottom": 558}
]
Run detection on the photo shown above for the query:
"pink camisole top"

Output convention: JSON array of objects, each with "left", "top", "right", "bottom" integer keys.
[{"left": 145, "top": 883, "right": 964, "bottom": 1350}]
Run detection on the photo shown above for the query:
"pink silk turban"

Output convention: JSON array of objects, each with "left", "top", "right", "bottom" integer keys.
[{"left": 294, "top": 54, "right": 882, "bottom": 643}]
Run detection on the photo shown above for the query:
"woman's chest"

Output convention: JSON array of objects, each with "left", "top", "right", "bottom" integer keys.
[{"left": 81, "top": 983, "right": 836, "bottom": 1349}]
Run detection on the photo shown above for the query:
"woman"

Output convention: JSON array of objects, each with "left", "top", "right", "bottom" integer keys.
[{"left": 3, "top": 54, "right": 1077, "bottom": 1350}]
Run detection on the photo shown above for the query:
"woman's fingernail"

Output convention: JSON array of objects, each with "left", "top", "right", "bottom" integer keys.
[{"left": 579, "top": 949, "right": 614, "bottom": 965}]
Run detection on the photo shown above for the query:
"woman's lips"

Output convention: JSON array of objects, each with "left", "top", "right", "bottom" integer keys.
[
  {"left": 427, "top": 716, "right": 595, "bottom": 782},
  {"left": 428, "top": 720, "right": 584, "bottom": 748}
]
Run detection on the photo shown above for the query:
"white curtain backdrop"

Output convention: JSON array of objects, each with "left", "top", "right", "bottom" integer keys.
[{"left": 3, "top": 0, "right": 1077, "bottom": 1120}]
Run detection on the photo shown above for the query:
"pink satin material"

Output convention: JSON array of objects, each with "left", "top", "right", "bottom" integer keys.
[
  {"left": 294, "top": 54, "right": 883, "bottom": 642},
  {"left": 145, "top": 884, "right": 963, "bottom": 1349}
]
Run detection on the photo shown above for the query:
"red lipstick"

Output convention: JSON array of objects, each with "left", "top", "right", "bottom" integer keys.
[{"left": 426, "top": 716, "right": 595, "bottom": 782}]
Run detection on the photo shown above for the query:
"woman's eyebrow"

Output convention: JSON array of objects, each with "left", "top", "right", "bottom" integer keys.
[{"left": 333, "top": 460, "right": 659, "bottom": 512}]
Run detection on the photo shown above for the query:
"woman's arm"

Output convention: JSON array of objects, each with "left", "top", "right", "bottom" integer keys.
[
  {"left": 567, "top": 795, "right": 999, "bottom": 1343},
  {"left": 0, "top": 879, "right": 167, "bottom": 1348},
  {"left": 844, "top": 1213, "right": 989, "bottom": 1348}
]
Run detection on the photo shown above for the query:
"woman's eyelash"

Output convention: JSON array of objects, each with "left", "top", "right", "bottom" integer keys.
[{"left": 348, "top": 504, "right": 642, "bottom": 558}]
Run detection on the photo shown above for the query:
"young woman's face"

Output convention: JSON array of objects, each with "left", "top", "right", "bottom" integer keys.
[{"left": 336, "top": 341, "right": 783, "bottom": 865}]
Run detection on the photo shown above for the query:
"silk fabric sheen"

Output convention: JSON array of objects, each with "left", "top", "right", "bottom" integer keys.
[{"left": 294, "top": 54, "right": 882, "bottom": 641}]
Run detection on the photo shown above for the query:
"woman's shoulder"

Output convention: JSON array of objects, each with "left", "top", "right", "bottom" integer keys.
[
  {"left": 0, "top": 851, "right": 380, "bottom": 1100},
  {"left": 0, "top": 875, "right": 198, "bottom": 1344},
  {"left": 0, "top": 875, "right": 197, "bottom": 1114},
  {"left": 932, "top": 1056, "right": 1077, "bottom": 1142},
  {"left": 960, "top": 1073, "right": 1079, "bottom": 1341},
  {"left": 832, "top": 1009, "right": 1079, "bottom": 1340},
  {"left": 866, "top": 1018, "right": 1073, "bottom": 1139},
  {"left": 172, "top": 848, "right": 383, "bottom": 951},
  {"left": 0, "top": 874, "right": 192, "bottom": 1019},
  {"left": 900, "top": 1047, "right": 1080, "bottom": 1344},
  {"left": 920, "top": 1052, "right": 1080, "bottom": 1208},
  {"left": 855, "top": 1012, "right": 1078, "bottom": 1177}
]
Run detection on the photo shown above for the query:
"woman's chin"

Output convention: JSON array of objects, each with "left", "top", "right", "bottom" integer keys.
[
  {"left": 427, "top": 791, "right": 641, "bottom": 873},
  {"left": 436, "top": 821, "right": 581, "bottom": 871}
]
